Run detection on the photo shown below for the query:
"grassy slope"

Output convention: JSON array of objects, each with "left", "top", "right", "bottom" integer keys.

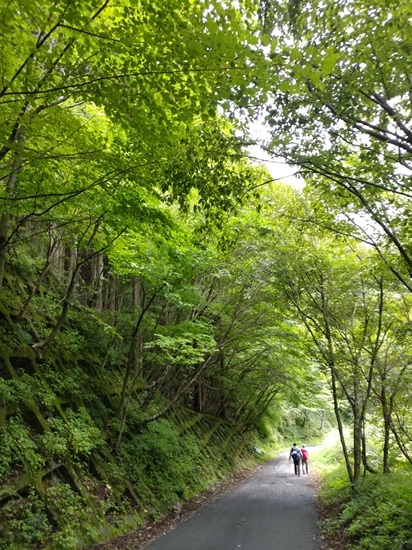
[{"left": 312, "top": 431, "right": 412, "bottom": 550}]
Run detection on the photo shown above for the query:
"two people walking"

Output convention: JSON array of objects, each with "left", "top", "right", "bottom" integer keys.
[{"left": 289, "top": 443, "right": 309, "bottom": 476}]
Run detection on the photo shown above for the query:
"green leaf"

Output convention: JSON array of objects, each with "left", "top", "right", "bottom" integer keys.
[{"left": 321, "top": 52, "right": 339, "bottom": 74}]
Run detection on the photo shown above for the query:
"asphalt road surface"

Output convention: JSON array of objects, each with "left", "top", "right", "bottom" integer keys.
[{"left": 144, "top": 450, "right": 321, "bottom": 550}]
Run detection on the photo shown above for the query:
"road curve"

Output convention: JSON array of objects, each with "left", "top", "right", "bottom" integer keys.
[{"left": 144, "top": 450, "right": 320, "bottom": 550}]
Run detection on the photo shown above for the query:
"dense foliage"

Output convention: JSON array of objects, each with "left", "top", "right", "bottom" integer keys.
[
  {"left": 1, "top": 0, "right": 412, "bottom": 548},
  {"left": 262, "top": 0, "right": 412, "bottom": 291},
  {"left": 0, "top": 2, "right": 326, "bottom": 548},
  {"left": 313, "top": 436, "right": 412, "bottom": 550}
]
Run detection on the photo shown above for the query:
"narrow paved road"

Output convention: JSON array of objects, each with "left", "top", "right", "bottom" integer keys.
[{"left": 144, "top": 450, "right": 321, "bottom": 550}]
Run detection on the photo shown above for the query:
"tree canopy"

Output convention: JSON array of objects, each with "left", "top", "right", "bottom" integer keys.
[
  {"left": 2, "top": 0, "right": 412, "bottom": 547},
  {"left": 261, "top": 0, "right": 412, "bottom": 290}
]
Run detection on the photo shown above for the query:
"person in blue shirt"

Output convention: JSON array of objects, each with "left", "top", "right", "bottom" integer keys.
[{"left": 289, "top": 443, "right": 302, "bottom": 476}]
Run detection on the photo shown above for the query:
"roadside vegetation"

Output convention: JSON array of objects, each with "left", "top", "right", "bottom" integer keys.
[
  {"left": 313, "top": 434, "right": 412, "bottom": 550},
  {"left": 2, "top": 1, "right": 412, "bottom": 549}
]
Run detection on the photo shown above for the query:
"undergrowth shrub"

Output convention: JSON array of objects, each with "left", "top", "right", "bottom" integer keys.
[
  {"left": 342, "top": 473, "right": 412, "bottom": 549},
  {"left": 0, "top": 322, "right": 22, "bottom": 348},
  {"left": 122, "top": 419, "right": 202, "bottom": 507},
  {"left": 45, "top": 482, "right": 101, "bottom": 550},
  {"left": 42, "top": 364, "right": 87, "bottom": 399},
  {"left": 5, "top": 416, "right": 44, "bottom": 476},
  {"left": 0, "top": 486, "right": 52, "bottom": 550},
  {"left": 315, "top": 435, "right": 412, "bottom": 550},
  {"left": 39, "top": 408, "right": 104, "bottom": 463},
  {"left": 53, "top": 328, "right": 86, "bottom": 361}
]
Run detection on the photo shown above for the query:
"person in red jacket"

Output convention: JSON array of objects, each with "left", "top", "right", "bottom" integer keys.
[{"left": 301, "top": 444, "right": 309, "bottom": 474}]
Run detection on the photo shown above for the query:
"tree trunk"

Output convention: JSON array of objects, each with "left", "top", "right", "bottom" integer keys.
[
  {"left": 32, "top": 261, "right": 82, "bottom": 349},
  {"left": 94, "top": 254, "right": 104, "bottom": 310},
  {"left": 48, "top": 230, "right": 65, "bottom": 284},
  {"left": 361, "top": 421, "right": 377, "bottom": 475},
  {"left": 116, "top": 288, "right": 158, "bottom": 452},
  {"left": 331, "top": 368, "right": 354, "bottom": 484},
  {"left": 381, "top": 386, "right": 391, "bottom": 474},
  {"left": 193, "top": 382, "right": 203, "bottom": 413},
  {"left": 132, "top": 277, "right": 141, "bottom": 310},
  {"left": 319, "top": 410, "right": 325, "bottom": 430},
  {"left": 108, "top": 275, "right": 117, "bottom": 310},
  {"left": 218, "top": 348, "right": 227, "bottom": 418},
  {"left": 353, "top": 412, "right": 362, "bottom": 482},
  {"left": 0, "top": 128, "right": 23, "bottom": 287}
]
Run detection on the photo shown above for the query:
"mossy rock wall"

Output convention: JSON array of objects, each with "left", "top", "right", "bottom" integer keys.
[{"left": 0, "top": 338, "right": 257, "bottom": 550}]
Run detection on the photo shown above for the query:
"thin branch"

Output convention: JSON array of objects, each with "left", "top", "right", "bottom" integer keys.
[
  {"left": 0, "top": 65, "right": 255, "bottom": 98},
  {"left": 0, "top": 157, "right": 167, "bottom": 203},
  {"left": 0, "top": 20, "right": 62, "bottom": 99},
  {"left": 59, "top": 24, "right": 122, "bottom": 42}
]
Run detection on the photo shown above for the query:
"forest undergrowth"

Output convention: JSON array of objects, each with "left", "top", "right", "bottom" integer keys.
[
  {"left": 3, "top": 2, "right": 412, "bottom": 549},
  {"left": 313, "top": 432, "right": 412, "bottom": 550}
]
